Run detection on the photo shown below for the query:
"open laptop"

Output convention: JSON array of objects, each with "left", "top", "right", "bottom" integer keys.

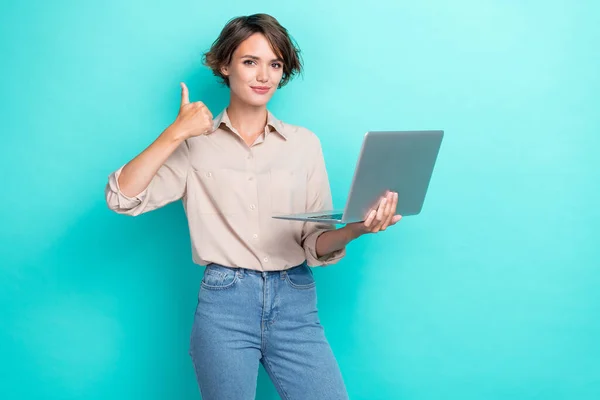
[{"left": 272, "top": 130, "right": 444, "bottom": 224}]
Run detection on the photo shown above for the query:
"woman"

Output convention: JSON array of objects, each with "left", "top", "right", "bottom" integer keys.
[{"left": 105, "top": 13, "right": 401, "bottom": 400}]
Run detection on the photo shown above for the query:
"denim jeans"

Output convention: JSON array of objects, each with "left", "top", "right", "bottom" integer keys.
[{"left": 189, "top": 261, "right": 349, "bottom": 400}]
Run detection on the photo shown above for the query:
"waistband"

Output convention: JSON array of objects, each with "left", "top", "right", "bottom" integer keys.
[{"left": 206, "top": 260, "right": 308, "bottom": 277}]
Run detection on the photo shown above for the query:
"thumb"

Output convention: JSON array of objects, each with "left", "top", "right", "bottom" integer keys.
[{"left": 180, "top": 82, "right": 190, "bottom": 106}]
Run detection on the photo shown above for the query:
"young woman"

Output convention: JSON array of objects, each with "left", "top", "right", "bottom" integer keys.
[{"left": 105, "top": 13, "right": 401, "bottom": 400}]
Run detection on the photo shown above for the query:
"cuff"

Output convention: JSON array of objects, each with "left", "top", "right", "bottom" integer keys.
[
  {"left": 303, "top": 229, "right": 346, "bottom": 267},
  {"left": 106, "top": 166, "right": 148, "bottom": 212}
]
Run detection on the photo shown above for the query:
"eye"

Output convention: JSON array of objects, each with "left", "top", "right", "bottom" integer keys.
[
  {"left": 243, "top": 60, "right": 256, "bottom": 65},
  {"left": 272, "top": 63, "right": 282, "bottom": 69}
]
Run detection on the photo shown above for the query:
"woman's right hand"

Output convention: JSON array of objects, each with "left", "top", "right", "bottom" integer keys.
[{"left": 171, "top": 82, "right": 214, "bottom": 140}]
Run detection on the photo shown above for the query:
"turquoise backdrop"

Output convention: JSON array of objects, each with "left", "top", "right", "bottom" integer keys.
[{"left": 1, "top": 0, "right": 598, "bottom": 399}]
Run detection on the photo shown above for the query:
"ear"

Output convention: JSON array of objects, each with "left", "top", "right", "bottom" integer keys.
[{"left": 220, "top": 65, "right": 229, "bottom": 76}]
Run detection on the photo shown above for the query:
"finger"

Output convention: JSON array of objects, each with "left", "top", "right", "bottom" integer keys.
[
  {"left": 180, "top": 82, "right": 190, "bottom": 106},
  {"left": 363, "top": 209, "right": 377, "bottom": 228},
  {"left": 390, "top": 215, "right": 403, "bottom": 225},
  {"left": 204, "top": 111, "right": 214, "bottom": 134},
  {"left": 377, "top": 196, "right": 387, "bottom": 220},
  {"left": 372, "top": 197, "right": 387, "bottom": 232},
  {"left": 380, "top": 192, "right": 395, "bottom": 230},
  {"left": 376, "top": 193, "right": 392, "bottom": 231},
  {"left": 203, "top": 107, "right": 214, "bottom": 122},
  {"left": 382, "top": 192, "right": 398, "bottom": 229}
]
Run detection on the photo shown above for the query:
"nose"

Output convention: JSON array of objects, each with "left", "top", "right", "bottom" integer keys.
[{"left": 256, "top": 64, "right": 268, "bottom": 83}]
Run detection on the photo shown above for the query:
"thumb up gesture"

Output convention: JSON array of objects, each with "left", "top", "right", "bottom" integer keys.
[{"left": 173, "top": 82, "right": 214, "bottom": 139}]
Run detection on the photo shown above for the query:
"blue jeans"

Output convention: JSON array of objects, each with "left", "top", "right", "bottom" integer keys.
[{"left": 189, "top": 262, "right": 349, "bottom": 400}]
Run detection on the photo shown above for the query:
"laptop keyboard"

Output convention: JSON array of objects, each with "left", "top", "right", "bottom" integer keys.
[{"left": 307, "top": 213, "right": 344, "bottom": 220}]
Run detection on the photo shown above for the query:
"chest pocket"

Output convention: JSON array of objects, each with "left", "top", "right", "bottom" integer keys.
[
  {"left": 190, "top": 167, "right": 240, "bottom": 215},
  {"left": 270, "top": 168, "right": 307, "bottom": 214}
]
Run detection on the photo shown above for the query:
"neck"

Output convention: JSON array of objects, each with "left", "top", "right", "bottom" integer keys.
[{"left": 226, "top": 95, "right": 268, "bottom": 138}]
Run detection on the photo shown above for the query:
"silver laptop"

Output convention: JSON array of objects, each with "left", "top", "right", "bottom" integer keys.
[{"left": 272, "top": 130, "right": 444, "bottom": 224}]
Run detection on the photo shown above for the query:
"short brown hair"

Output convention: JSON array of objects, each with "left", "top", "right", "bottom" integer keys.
[{"left": 202, "top": 14, "right": 303, "bottom": 89}]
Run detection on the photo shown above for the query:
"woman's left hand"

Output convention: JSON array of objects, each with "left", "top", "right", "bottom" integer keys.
[{"left": 345, "top": 191, "right": 402, "bottom": 237}]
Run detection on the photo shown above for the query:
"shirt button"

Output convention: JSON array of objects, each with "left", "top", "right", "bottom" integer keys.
[
  {"left": 253, "top": 234, "right": 258, "bottom": 239},
  {"left": 263, "top": 257, "right": 269, "bottom": 263},
  {"left": 248, "top": 176, "right": 254, "bottom": 181},
  {"left": 247, "top": 154, "right": 253, "bottom": 160},
  {"left": 206, "top": 172, "right": 212, "bottom": 178},
  {"left": 250, "top": 204, "right": 256, "bottom": 210}
]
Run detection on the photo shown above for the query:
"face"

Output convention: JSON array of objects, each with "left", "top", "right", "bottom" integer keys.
[{"left": 221, "top": 33, "right": 285, "bottom": 107}]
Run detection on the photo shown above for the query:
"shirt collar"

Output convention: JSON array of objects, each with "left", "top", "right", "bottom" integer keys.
[{"left": 211, "top": 108, "right": 287, "bottom": 140}]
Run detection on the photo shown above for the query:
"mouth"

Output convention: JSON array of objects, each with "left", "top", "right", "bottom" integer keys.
[{"left": 251, "top": 86, "right": 271, "bottom": 94}]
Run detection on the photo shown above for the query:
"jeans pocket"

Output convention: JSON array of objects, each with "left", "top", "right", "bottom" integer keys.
[
  {"left": 201, "top": 265, "right": 239, "bottom": 290},
  {"left": 284, "top": 263, "right": 316, "bottom": 290}
]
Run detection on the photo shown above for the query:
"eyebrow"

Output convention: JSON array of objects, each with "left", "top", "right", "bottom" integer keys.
[{"left": 241, "top": 55, "right": 283, "bottom": 63}]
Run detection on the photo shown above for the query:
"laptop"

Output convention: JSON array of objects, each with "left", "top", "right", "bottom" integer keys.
[{"left": 272, "top": 130, "right": 444, "bottom": 224}]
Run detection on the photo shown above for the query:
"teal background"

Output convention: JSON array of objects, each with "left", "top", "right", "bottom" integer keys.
[{"left": 1, "top": 0, "right": 599, "bottom": 399}]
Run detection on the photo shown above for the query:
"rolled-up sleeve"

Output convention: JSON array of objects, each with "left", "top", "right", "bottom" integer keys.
[
  {"left": 301, "top": 138, "right": 346, "bottom": 267},
  {"left": 105, "top": 140, "right": 190, "bottom": 216}
]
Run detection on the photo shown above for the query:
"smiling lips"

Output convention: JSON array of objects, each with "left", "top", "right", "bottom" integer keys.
[{"left": 251, "top": 86, "right": 270, "bottom": 94}]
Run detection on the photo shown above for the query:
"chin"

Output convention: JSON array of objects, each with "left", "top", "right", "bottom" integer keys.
[
  {"left": 249, "top": 100, "right": 270, "bottom": 107},
  {"left": 244, "top": 94, "right": 273, "bottom": 107}
]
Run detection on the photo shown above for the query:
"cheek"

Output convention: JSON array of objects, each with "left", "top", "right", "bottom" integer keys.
[
  {"left": 228, "top": 67, "right": 249, "bottom": 83},
  {"left": 236, "top": 68, "right": 255, "bottom": 83},
  {"left": 229, "top": 74, "right": 254, "bottom": 98}
]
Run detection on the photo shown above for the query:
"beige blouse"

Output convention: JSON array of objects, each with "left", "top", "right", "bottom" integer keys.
[{"left": 104, "top": 108, "right": 346, "bottom": 271}]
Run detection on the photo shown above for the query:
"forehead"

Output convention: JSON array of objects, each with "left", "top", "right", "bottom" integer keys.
[{"left": 233, "top": 33, "right": 280, "bottom": 59}]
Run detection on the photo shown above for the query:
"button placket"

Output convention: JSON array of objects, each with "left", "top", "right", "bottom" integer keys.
[{"left": 246, "top": 148, "right": 262, "bottom": 254}]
